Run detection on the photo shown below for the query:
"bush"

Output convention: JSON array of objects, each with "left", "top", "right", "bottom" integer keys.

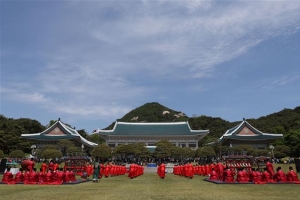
[
  {"left": 0, "top": 150, "right": 5, "bottom": 158},
  {"left": 9, "top": 150, "right": 25, "bottom": 158}
]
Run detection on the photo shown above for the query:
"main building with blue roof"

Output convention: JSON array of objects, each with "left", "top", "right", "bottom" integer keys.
[{"left": 97, "top": 121, "right": 209, "bottom": 149}]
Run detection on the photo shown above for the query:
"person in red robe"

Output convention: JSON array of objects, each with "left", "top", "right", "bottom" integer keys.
[
  {"left": 100, "top": 163, "right": 105, "bottom": 178},
  {"left": 261, "top": 168, "right": 274, "bottom": 183},
  {"left": 266, "top": 160, "right": 274, "bottom": 177},
  {"left": 223, "top": 167, "right": 234, "bottom": 183},
  {"left": 48, "top": 161, "right": 54, "bottom": 171},
  {"left": 205, "top": 164, "right": 211, "bottom": 176},
  {"left": 236, "top": 168, "right": 247, "bottom": 183},
  {"left": 1, "top": 168, "right": 14, "bottom": 184},
  {"left": 104, "top": 163, "right": 110, "bottom": 178},
  {"left": 37, "top": 171, "right": 44, "bottom": 184},
  {"left": 41, "top": 161, "right": 47, "bottom": 174},
  {"left": 28, "top": 170, "right": 38, "bottom": 184},
  {"left": 209, "top": 167, "right": 218, "bottom": 180},
  {"left": 44, "top": 170, "right": 53, "bottom": 184},
  {"left": 87, "top": 163, "right": 93, "bottom": 177},
  {"left": 63, "top": 170, "right": 70, "bottom": 183},
  {"left": 286, "top": 166, "right": 300, "bottom": 182},
  {"left": 27, "top": 159, "right": 35, "bottom": 173},
  {"left": 24, "top": 170, "right": 31, "bottom": 184},
  {"left": 256, "top": 169, "right": 263, "bottom": 183},
  {"left": 188, "top": 162, "right": 194, "bottom": 179},
  {"left": 217, "top": 162, "right": 224, "bottom": 181},
  {"left": 274, "top": 167, "right": 287, "bottom": 182},
  {"left": 159, "top": 163, "right": 166, "bottom": 179},
  {"left": 15, "top": 170, "right": 25, "bottom": 183},
  {"left": 53, "top": 162, "right": 59, "bottom": 171},
  {"left": 128, "top": 163, "right": 135, "bottom": 179},
  {"left": 54, "top": 169, "right": 64, "bottom": 185},
  {"left": 69, "top": 170, "right": 76, "bottom": 182}
]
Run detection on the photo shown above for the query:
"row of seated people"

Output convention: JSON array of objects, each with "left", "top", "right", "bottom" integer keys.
[
  {"left": 1, "top": 168, "right": 77, "bottom": 184},
  {"left": 209, "top": 166, "right": 300, "bottom": 183}
]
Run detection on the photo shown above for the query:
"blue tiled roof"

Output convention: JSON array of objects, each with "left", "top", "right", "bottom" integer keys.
[{"left": 98, "top": 122, "right": 208, "bottom": 136}]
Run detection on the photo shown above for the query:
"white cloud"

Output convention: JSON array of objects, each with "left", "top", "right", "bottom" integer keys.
[
  {"left": 2, "top": 1, "right": 300, "bottom": 120},
  {"left": 256, "top": 75, "right": 300, "bottom": 90}
]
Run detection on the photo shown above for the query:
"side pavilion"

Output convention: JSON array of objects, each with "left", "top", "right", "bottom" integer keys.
[
  {"left": 219, "top": 119, "right": 283, "bottom": 149},
  {"left": 21, "top": 119, "right": 98, "bottom": 149},
  {"left": 97, "top": 121, "right": 209, "bottom": 149}
]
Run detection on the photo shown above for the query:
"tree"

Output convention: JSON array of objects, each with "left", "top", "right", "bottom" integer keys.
[
  {"left": 273, "top": 145, "right": 290, "bottom": 158},
  {"left": 131, "top": 143, "right": 151, "bottom": 158},
  {"left": 67, "top": 146, "right": 82, "bottom": 155},
  {"left": 114, "top": 144, "right": 135, "bottom": 157},
  {"left": 41, "top": 149, "right": 62, "bottom": 159},
  {"left": 91, "top": 144, "right": 111, "bottom": 159},
  {"left": 253, "top": 149, "right": 269, "bottom": 157},
  {"left": 195, "top": 146, "right": 216, "bottom": 157},
  {"left": 154, "top": 140, "right": 175, "bottom": 158},
  {"left": 0, "top": 150, "right": 5, "bottom": 158},
  {"left": 57, "top": 139, "right": 76, "bottom": 149},
  {"left": 284, "top": 130, "right": 300, "bottom": 157},
  {"left": 86, "top": 133, "right": 105, "bottom": 144},
  {"left": 231, "top": 145, "right": 255, "bottom": 156},
  {"left": 8, "top": 150, "right": 25, "bottom": 158}
]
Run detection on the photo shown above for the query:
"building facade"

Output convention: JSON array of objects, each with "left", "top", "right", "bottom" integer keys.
[{"left": 97, "top": 121, "right": 209, "bottom": 149}]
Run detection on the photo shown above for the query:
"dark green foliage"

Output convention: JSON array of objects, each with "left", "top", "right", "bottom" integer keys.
[
  {"left": 252, "top": 149, "right": 270, "bottom": 157},
  {"left": 8, "top": 150, "right": 25, "bottom": 158},
  {"left": 273, "top": 145, "right": 290, "bottom": 158},
  {"left": 41, "top": 149, "right": 62, "bottom": 159},
  {"left": 91, "top": 143, "right": 111, "bottom": 159},
  {"left": 0, "top": 115, "right": 45, "bottom": 154},
  {"left": 284, "top": 130, "right": 300, "bottom": 157},
  {"left": 0, "top": 150, "right": 4, "bottom": 158},
  {"left": 195, "top": 146, "right": 216, "bottom": 157},
  {"left": 154, "top": 140, "right": 175, "bottom": 158},
  {"left": 85, "top": 133, "right": 105, "bottom": 144}
]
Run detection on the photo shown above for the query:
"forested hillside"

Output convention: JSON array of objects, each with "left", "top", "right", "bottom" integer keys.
[{"left": 0, "top": 102, "right": 299, "bottom": 156}]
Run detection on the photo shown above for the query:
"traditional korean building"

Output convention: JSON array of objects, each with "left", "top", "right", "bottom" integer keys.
[
  {"left": 218, "top": 119, "right": 283, "bottom": 149},
  {"left": 21, "top": 119, "right": 98, "bottom": 148},
  {"left": 97, "top": 121, "right": 209, "bottom": 149}
]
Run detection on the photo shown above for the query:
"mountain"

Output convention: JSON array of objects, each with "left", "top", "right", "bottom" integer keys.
[
  {"left": 104, "top": 102, "right": 189, "bottom": 129},
  {"left": 104, "top": 102, "right": 300, "bottom": 140}
]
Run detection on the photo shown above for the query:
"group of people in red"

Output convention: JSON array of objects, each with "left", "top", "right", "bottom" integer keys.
[
  {"left": 1, "top": 160, "right": 77, "bottom": 185},
  {"left": 173, "top": 162, "right": 198, "bottom": 179},
  {"left": 128, "top": 163, "right": 144, "bottom": 179},
  {"left": 173, "top": 162, "right": 226, "bottom": 180},
  {"left": 207, "top": 160, "right": 300, "bottom": 184},
  {"left": 172, "top": 160, "right": 300, "bottom": 184},
  {"left": 98, "top": 163, "right": 127, "bottom": 179}
]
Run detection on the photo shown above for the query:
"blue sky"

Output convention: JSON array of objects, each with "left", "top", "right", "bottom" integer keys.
[{"left": 1, "top": 0, "right": 299, "bottom": 133}]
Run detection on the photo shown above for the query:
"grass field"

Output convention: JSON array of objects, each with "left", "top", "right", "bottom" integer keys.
[{"left": 0, "top": 164, "right": 299, "bottom": 200}]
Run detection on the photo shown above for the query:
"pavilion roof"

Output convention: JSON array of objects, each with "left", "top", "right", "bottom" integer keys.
[
  {"left": 97, "top": 121, "right": 209, "bottom": 137},
  {"left": 21, "top": 120, "right": 98, "bottom": 147},
  {"left": 219, "top": 120, "right": 283, "bottom": 143}
]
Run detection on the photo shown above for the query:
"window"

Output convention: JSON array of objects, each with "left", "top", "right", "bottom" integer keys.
[
  {"left": 108, "top": 144, "right": 115, "bottom": 147},
  {"left": 189, "top": 143, "right": 196, "bottom": 148}
]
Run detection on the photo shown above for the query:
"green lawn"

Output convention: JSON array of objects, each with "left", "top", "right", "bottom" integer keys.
[{"left": 0, "top": 170, "right": 299, "bottom": 200}]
